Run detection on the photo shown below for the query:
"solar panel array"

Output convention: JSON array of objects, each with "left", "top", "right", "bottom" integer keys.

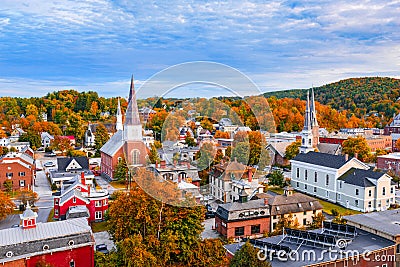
[
  {"left": 322, "top": 221, "right": 357, "bottom": 239},
  {"left": 284, "top": 228, "right": 337, "bottom": 249},
  {"left": 243, "top": 238, "right": 292, "bottom": 257}
]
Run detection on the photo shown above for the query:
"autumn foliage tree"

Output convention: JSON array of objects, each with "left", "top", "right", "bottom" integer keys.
[
  {"left": 230, "top": 241, "right": 271, "bottom": 267},
  {"left": 0, "top": 191, "right": 15, "bottom": 220},
  {"left": 106, "top": 169, "right": 228, "bottom": 266},
  {"left": 342, "top": 136, "right": 371, "bottom": 162},
  {"left": 284, "top": 140, "right": 301, "bottom": 160},
  {"left": 51, "top": 136, "right": 72, "bottom": 154}
]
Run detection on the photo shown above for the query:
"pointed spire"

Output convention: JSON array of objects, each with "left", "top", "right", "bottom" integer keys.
[
  {"left": 310, "top": 87, "right": 319, "bottom": 127},
  {"left": 116, "top": 97, "right": 123, "bottom": 131},
  {"left": 125, "top": 75, "right": 141, "bottom": 126},
  {"left": 303, "top": 90, "right": 311, "bottom": 131}
]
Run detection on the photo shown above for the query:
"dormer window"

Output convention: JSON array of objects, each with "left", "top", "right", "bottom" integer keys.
[
  {"left": 276, "top": 206, "right": 280, "bottom": 211},
  {"left": 298, "top": 203, "right": 302, "bottom": 208}
]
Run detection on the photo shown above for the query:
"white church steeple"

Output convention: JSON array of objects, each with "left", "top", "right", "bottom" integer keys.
[
  {"left": 300, "top": 90, "right": 314, "bottom": 154},
  {"left": 116, "top": 97, "right": 123, "bottom": 131}
]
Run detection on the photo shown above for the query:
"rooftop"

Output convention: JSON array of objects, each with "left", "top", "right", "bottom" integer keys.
[
  {"left": 378, "top": 152, "right": 400, "bottom": 160},
  {"left": 338, "top": 168, "right": 387, "bottom": 187},
  {"left": 224, "top": 228, "right": 395, "bottom": 267},
  {"left": 292, "top": 151, "right": 351, "bottom": 169},
  {"left": 344, "top": 209, "right": 400, "bottom": 238}
]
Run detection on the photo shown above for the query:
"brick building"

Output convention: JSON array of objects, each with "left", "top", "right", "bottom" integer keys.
[
  {"left": 0, "top": 205, "right": 94, "bottom": 267},
  {"left": 215, "top": 187, "right": 323, "bottom": 239},
  {"left": 100, "top": 76, "right": 148, "bottom": 180},
  {"left": 53, "top": 172, "right": 109, "bottom": 222},
  {"left": 0, "top": 151, "right": 35, "bottom": 191},
  {"left": 377, "top": 152, "right": 400, "bottom": 177}
]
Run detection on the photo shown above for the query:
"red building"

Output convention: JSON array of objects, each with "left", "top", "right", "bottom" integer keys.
[
  {"left": 377, "top": 152, "right": 400, "bottom": 176},
  {"left": 53, "top": 172, "right": 109, "bottom": 222},
  {"left": 100, "top": 76, "right": 148, "bottom": 180},
  {"left": 0, "top": 205, "right": 94, "bottom": 267},
  {"left": 0, "top": 151, "right": 35, "bottom": 191}
]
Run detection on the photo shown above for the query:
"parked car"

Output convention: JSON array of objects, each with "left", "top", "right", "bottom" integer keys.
[
  {"left": 205, "top": 211, "right": 215, "bottom": 219},
  {"left": 11, "top": 224, "right": 19, "bottom": 228},
  {"left": 90, "top": 161, "right": 99, "bottom": 166},
  {"left": 95, "top": 244, "right": 109, "bottom": 254},
  {"left": 44, "top": 161, "right": 55, "bottom": 167},
  {"left": 47, "top": 152, "right": 57, "bottom": 157}
]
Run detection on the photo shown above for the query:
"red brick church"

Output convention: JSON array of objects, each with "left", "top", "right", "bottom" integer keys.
[{"left": 100, "top": 76, "right": 148, "bottom": 180}]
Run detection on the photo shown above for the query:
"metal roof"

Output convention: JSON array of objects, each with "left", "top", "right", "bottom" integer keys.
[
  {"left": 292, "top": 151, "right": 351, "bottom": 169},
  {"left": 99, "top": 130, "right": 124, "bottom": 156}
]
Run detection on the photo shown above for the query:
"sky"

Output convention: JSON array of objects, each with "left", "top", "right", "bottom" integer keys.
[{"left": 0, "top": 0, "right": 399, "bottom": 99}]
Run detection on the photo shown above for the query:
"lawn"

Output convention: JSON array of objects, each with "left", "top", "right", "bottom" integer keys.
[
  {"left": 268, "top": 187, "right": 284, "bottom": 195},
  {"left": 109, "top": 181, "right": 127, "bottom": 189},
  {"left": 91, "top": 221, "right": 109, "bottom": 233}
]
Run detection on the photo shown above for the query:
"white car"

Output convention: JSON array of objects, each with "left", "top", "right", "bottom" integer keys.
[{"left": 44, "top": 162, "right": 55, "bottom": 167}]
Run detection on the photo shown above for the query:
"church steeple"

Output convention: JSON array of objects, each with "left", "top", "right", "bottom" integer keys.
[
  {"left": 116, "top": 98, "right": 123, "bottom": 131},
  {"left": 123, "top": 75, "right": 143, "bottom": 141},
  {"left": 300, "top": 90, "right": 314, "bottom": 154},
  {"left": 310, "top": 87, "right": 319, "bottom": 127}
]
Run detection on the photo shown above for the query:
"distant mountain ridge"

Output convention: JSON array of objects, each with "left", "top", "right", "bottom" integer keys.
[{"left": 263, "top": 77, "right": 400, "bottom": 117}]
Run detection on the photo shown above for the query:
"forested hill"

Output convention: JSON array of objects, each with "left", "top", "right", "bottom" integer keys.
[{"left": 264, "top": 77, "right": 400, "bottom": 118}]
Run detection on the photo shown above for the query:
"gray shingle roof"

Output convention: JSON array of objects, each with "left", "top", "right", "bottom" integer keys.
[
  {"left": 317, "top": 143, "right": 341, "bottom": 155},
  {"left": 99, "top": 130, "right": 124, "bottom": 156},
  {"left": 338, "top": 168, "right": 386, "bottom": 187},
  {"left": 292, "top": 151, "right": 351, "bottom": 169},
  {"left": 57, "top": 157, "right": 89, "bottom": 171}
]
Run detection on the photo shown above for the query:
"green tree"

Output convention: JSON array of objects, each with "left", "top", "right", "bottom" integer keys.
[
  {"left": 342, "top": 136, "right": 371, "bottom": 162},
  {"left": 148, "top": 144, "right": 160, "bottom": 164},
  {"left": 309, "top": 212, "right": 325, "bottom": 229},
  {"left": 185, "top": 131, "right": 196, "bottom": 147},
  {"left": 94, "top": 123, "right": 110, "bottom": 150},
  {"left": 230, "top": 241, "right": 271, "bottom": 267},
  {"left": 196, "top": 142, "right": 216, "bottom": 171},
  {"left": 268, "top": 170, "right": 285, "bottom": 187},
  {"left": 114, "top": 158, "right": 128, "bottom": 181},
  {"left": 285, "top": 140, "right": 301, "bottom": 160},
  {"left": 19, "top": 131, "right": 42, "bottom": 150},
  {"left": 231, "top": 142, "right": 250, "bottom": 165},
  {"left": 0, "top": 146, "right": 9, "bottom": 156}
]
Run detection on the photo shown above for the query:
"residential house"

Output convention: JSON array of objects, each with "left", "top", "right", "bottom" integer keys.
[
  {"left": 100, "top": 76, "right": 148, "bottom": 180},
  {"left": 84, "top": 123, "right": 95, "bottom": 147},
  {"left": 215, "top": 187, "right": 323, "bottom": 239},
  {"left": 138, "top": 107, "right": 156, "bottom": 122},
  {"left": 0, "top": 151, "right": 35, "bottom": 191},
  {"left": 266, "top": 141, "right": 292, "bottom": 166},
  {"left": 53, "top": 172, "right": 109, "bottom": 222},
  {"left": 291, "top": 152, "right": 396, "bottom": 212},
  {"left": 41, "top": 132, "right": 54, "bottom": 148},
  {"left": 0, "top": 205, "right": 94, "bottom": 267},
  {"left": 49, "top": 157, "right": 94, "bottom": 186},
  {"left": 209, "top": 160, "right": 263, "bottom": 203}
]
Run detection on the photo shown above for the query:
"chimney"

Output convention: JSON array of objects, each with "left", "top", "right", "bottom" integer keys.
[
  {"left": 264, "top": 197, "right": 269, "bottom": 206},
  {"left": 248, "top": 169, "right": 253, "bottom": 182},
  {"left": 161, "top": 160, "right": 166, "bottom": 168},
  {"left": 354, "top": 153, "right": 358, "bottom": 159},
  {"left": 345, "top": 154, "right": 349, "bottom": 161},
  {"left": 81, "top": 172, "right": 86, "bottom": 186},
  {"left": 173, "top": 160, "right": 177, "bottom": 167}
]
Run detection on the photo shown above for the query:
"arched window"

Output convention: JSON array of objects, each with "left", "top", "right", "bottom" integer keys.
[{"left": 131, "top": 150, "right": 140, "bottom": 165}]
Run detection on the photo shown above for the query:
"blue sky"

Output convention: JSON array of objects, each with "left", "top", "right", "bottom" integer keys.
[{"left": 0, "top": 0, "right": 399, "bottom": 98}]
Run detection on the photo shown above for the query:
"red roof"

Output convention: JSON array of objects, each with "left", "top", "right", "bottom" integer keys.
[{"left": 61, "top": 136, "right": 75, "bottom": 140}]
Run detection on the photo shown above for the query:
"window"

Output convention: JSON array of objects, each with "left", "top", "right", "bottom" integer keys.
[
  {"left": 95, "top": 201, "right": 101, "bottom": 207},
  {"left": 305, "top": 170, "right": 308, "bottom": 180},
  {"left": 339, "top": 181, "right": 342, "bottom": 189},
  {"left": 103, "top": 199, "right": 107, "bottom": 205},
  {"left": 118, "top": 157, "right": 122, "bottom": 163},
  {"left": 314, "top": 172, "right": 317, "bottom": 183},
  {"left": 19, "top": 172, "right": 25, "bottom": 177},
  {"left": 276, "top": 206, "right": 280, "bottom": 211},
  {"left": 131, "top": 149, "right": 140, "bottom": 165},
  {"left": 303, "top": 211, "right": 307, "bottom": 215},
  {"left": 235, "top": 227, "right": 244, "bottom": 236},
  {"left": 70, "top": 260, "right": 75, "bottom": 267},
  {"left": 19, "top": 180, "right": 25, "bottom": 187},
  {"left": 305, "top": 184, "right": 307, "bottom": 190},
  {"left": 95, "top": 211, "right": 102, "bottom": 220},
  {"left": 55, "top": 209, "right": 59, "bottom": 216},
  {"left": 325, "top": 175, "right": 329, "bottom": 186},
  {"left": 298, "top": 203, "right": 302, "bottom": 208},
  {"left": 368, "top": 190, "right": 372, "bottom": 197},
  {"left": 338, "top": 194, "right": 341, "bottom": 200},
  {"left": 55, "top": 199, "right": 59, "bottom": 205},
  {"left": 251, "top": 225, "right": 260, "bottom": 234},
  {"left": 326, "top": 191, "right": 329, "bottom": 198},
  {"left": 391, "top": 187, "right": 394, "bottom": 194},
  {"left": 273, "top": 222, "right": 277, "bottom": 230},
  {"left": 355, "top": 189, "right": 359, "bottom": 196},
  {"left": 6, "top": 173, "right": 13, "bottom": 178},
  {"left": 73, "top": 197, "right": 76, "bottom": 203},
  {"left": 355, "top": 200, "right": 359, "bottom": 207},
  {"left": 303, "top": 218, "right": 307, "bottom": 225},
  {"left": 296, "top": 182, "right": 299, "bottom": 187},
  {"left": 273, "top": 215, "right": 276, "bottom": 220},
  {"left": 296, "top": 168, "right": 299, "bottom": 178},
  {"left": 313, "top": 187, "right": 317, "bottom": 193},
  {"left": 368, "top": 201, "right": 372, "bottom": 208},
  {"left": 382, "top": 187, "right": 386, "bottom": 196}
]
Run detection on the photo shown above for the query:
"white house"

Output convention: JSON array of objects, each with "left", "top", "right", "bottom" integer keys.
[
  {"left": 290, "top": 151, "right": 396, "bottom": 212},
  {"left": 84, "top": 124, "right": 95, "bottom": 147},
  {"left": 41, "top": 132, "right": 54, "bottom": 148}
]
